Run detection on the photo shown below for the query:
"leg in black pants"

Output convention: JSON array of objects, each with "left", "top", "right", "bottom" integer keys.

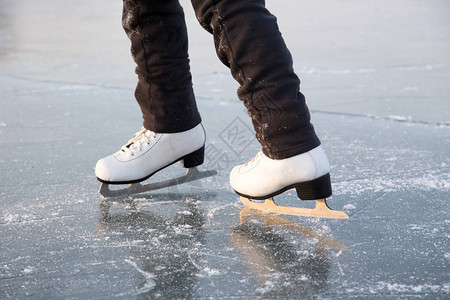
[
  {"left": 122, "top": 0, "right": 202, "bottom": 133},
  {"left": 191, "top": 0, "right": 320, "bottom": 159}
]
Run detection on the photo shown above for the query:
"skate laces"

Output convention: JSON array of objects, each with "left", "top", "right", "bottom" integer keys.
[
  {"left": 121, "top": 127, "right": 156, "bottom": 156},
  {"left": 244, "top": 151, "right": 264, "bottom": 167}
]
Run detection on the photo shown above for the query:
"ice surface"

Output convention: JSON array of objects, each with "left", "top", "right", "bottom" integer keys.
[{"left": 1, "top": 0, "right": 449, "bottom": 299}]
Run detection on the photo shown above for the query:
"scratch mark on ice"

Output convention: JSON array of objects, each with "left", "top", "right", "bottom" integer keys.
[
  {"left": 207, "top": 203, "right": 237, "bottom": 222},
  {"left": 124, "top": 259, "right": 156, "bottom": 294}
]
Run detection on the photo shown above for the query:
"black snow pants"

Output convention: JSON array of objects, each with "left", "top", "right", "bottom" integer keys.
[{"left": 122, "top": 0, "right": 321, "bottom": 160}]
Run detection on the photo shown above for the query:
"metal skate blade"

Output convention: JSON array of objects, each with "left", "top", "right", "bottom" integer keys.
[
  {"left": 240, "top": 197, "right": 349, "bottom": 219},
  {"left": 98, "top": 167, "right": 217, "bottom": 198}
]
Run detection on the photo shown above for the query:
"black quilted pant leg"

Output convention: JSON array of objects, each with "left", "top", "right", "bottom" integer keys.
[{"left": 122, "top": 0, "right": 202, "bottom": 133}]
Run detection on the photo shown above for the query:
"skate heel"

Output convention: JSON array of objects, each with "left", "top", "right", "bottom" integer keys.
[
  {"left": 181, "top": 146, "right": 205, "bottom": 168},
  {"left": 295, "top": 173, "right": 332, "bottom": 200}
]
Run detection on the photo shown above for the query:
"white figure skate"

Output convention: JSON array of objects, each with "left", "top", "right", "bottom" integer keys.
[
  {"left": 230, "top": 146, "right": 348, "bottom": 219},
  {"left": 96, "top": 124, "right": 216, "bottom": 198}
]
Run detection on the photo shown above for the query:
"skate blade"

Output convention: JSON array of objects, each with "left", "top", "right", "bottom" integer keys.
[
  {"left": 240, "top": 197, "right": 349, "bottom": 219},
  {"left": 98, "top": 167, "right": 217, "bottom": 198}
]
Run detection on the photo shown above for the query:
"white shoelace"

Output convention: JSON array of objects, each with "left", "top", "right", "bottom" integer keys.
[
  {"left": 120, "top": 127, "right": 156, "bottom": 157},
  {"left": 244, "top": 151, "right": 264, "bottom": 167}
]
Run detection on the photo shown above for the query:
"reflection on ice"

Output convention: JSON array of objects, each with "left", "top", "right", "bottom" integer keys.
[
  {"left": 230, "top": 208, "right": 346, "bottom": 297},
  {"left": 97, "top": 194, "right": 209, "bottom": 298},
  {"left": 94, "top": 195, "right": 348, "bottom": 298}
]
